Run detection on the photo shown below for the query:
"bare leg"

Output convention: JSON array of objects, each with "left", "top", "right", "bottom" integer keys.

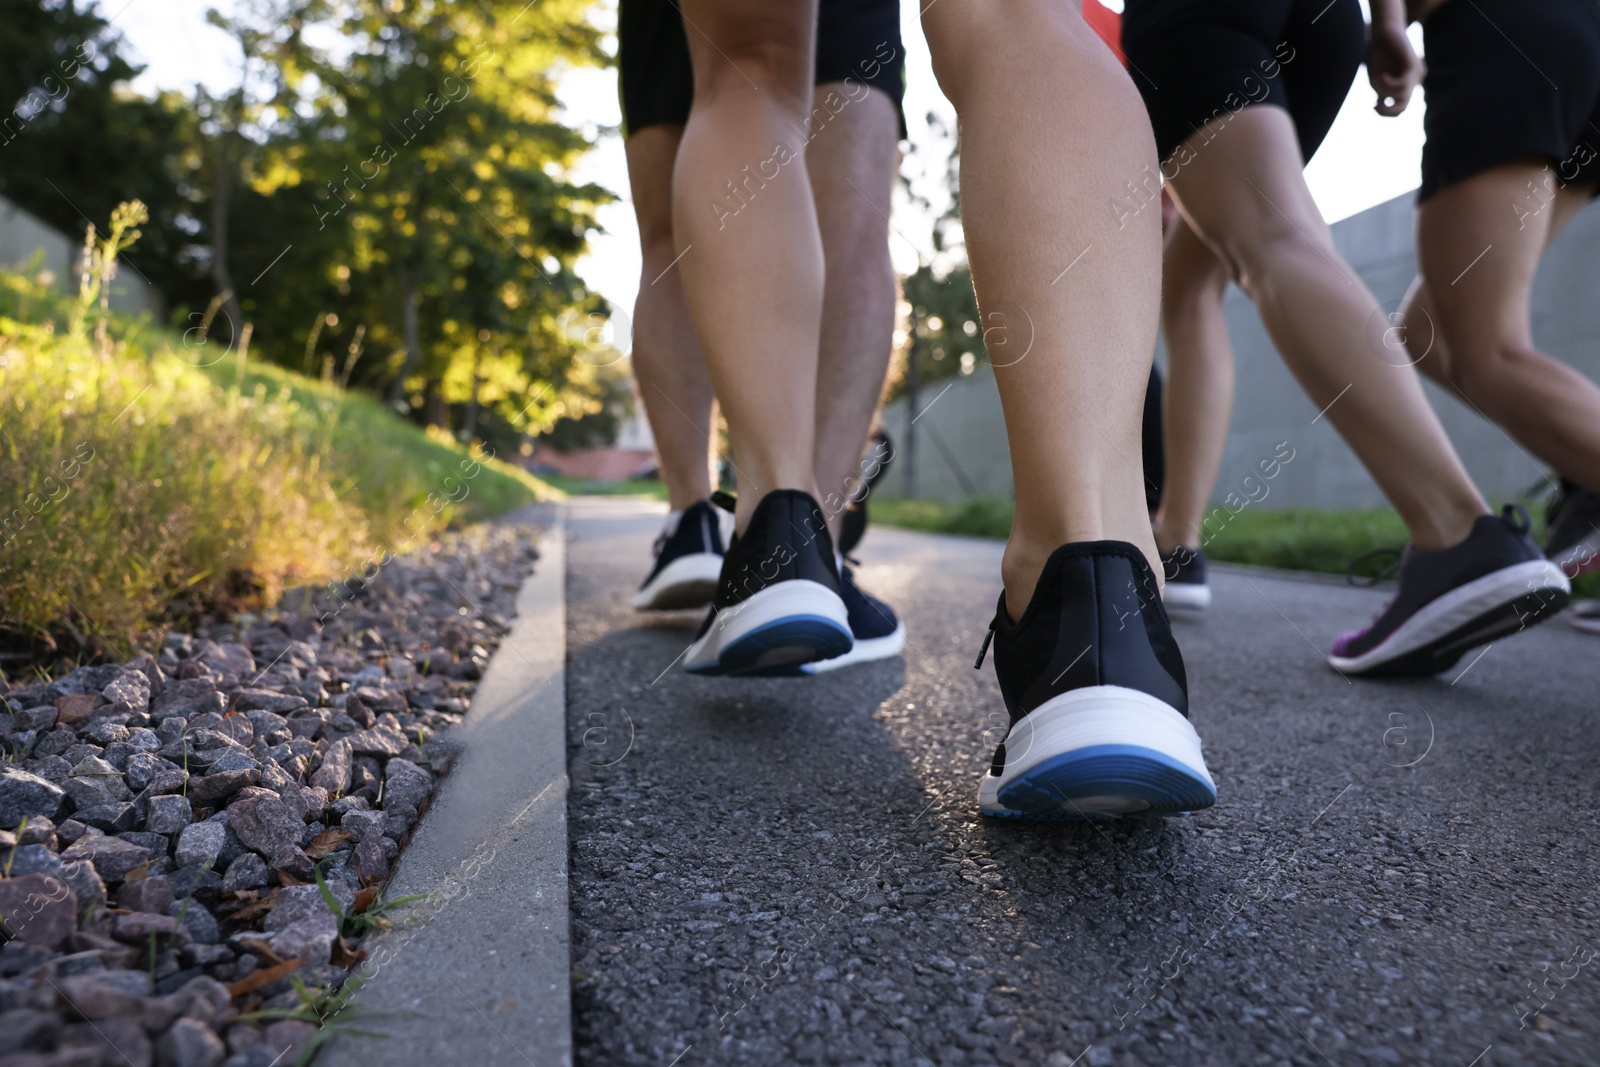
[
  {"left": 1401, "top": 273, "right": 1452, "bottom": 387},
  {"left": 1153, "top": 216, "right": 1234, "bottom": 553},
  {"left": 923, "top": 0, "right": 1164, "bottom": 618},
  {"left": 1165, "top": 106, "right": 1486, "bottom": 549},
  {"left": 1405, "top": 176, "right": 1590, "bottom": 387},
  {"left": 807, "top": 83, "right": 900, "bottom": 544},
  {"left": 673, "top": 1, "right": 822, "bottom": 534},
  {"left": 625, "top": 126, "right": 716, "bottom": 511},
  {"left": 1407, "top": 164, "right": 1600, "bottom": 490}
]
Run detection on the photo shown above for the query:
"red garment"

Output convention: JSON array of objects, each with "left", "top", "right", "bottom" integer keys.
[{"left": 1082, "top": 0, "right": 1126, "bottom": 67}]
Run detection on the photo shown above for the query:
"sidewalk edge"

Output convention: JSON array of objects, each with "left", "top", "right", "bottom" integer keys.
[{"left": 319, "top": 504, "right": 571, "bottom": 1067}]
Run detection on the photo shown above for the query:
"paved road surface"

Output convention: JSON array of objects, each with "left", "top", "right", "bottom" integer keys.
[{"left": 565, "top": 497, "right": 1600, "bottom": 1067}]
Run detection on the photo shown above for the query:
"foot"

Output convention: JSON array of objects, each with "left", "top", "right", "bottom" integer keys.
[
  {"left": 1160, "top": 545, "right": 1211, "bottom": 612},
  {"left": 1543, "top": 483, "right": 1600, "bottom": 579},
  {"left": 632, "top": 500, "right": 726, "bottom": 611},
  {"left": 683, "top": 490, "right": 853, "bottom": 677},
  {"left": 1328, "top": 506, "right": 1570, "bottom": 677},
  {"left": 801, "top": 564, "right": 906, "bottom": 673},
  {"left": 976, "top": 541, "right": 1217, "bottom": 821}
]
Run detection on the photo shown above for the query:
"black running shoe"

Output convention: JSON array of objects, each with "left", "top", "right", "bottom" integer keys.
[
  {"left": 837, "top": 430, "right": 894, "bottom": 557},
  {"left": 1543, "top": 481, "right": 1600, "bottom": 579},
  {"left": 1328, "top": 505, "right": 1570, "bottom": 677},
  {"left": 683, "top": 490, "right": 852, "bottom": 676},
  {"left": 801, "top": 564, "right": 905, "bottom": 673},
  {"left": 1159, "top": 545, "right": 1210, "bottom": 612},
  {"left": 632, "top": 500, "right": 725, "bottom": 611},
  {"left": 975, "top": 541, "right": 1216, "bottom": 821}
]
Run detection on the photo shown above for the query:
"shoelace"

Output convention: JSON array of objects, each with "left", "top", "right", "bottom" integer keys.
[
  {"left": 1344, "top": 503, "right": 1532, "bottom": 592},
  {"left": 1346, "top": 546, "right": 1404, "bottom": 588},
  {"left": 974, "top": 619, "right": 996, "bottom": 669}
]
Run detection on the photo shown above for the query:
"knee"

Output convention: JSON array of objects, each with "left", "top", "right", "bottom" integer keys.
[
  {"left": 692, "top": 19, "right": 811, "bottom": 110},
  {"left": 638, "top": 225, "right": 678, "bottom": 279},
  {"left": 1396, "top": 306, "right": 1438, "bottom": 369},
  {"left": 1226, "top": 218, "right": 1333, "bottom": 300},
  {"left": 1162, "top": 258, "right": 1231, "bottom": 316},
  {"left": 923, "top": 0, "right": 1095, "bottom": 109},
  {"left": 1448, "top": 340, "right": 1537, "bottom": 400}
]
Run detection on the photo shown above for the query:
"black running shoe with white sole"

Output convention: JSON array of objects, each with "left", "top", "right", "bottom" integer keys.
[
  {"left": 633, "top": 500, "right": 726, "bottom": 611},
  {"left": 1570, "top": 601, "right": 1600, "bottom": 636},
  {"left": 1543, "top": 481, "right": 1600, "bottom": 579},
  {"left": 684, "top": 490, "right": 852, "bottom": 677},
  {"left": 1160, "top": 545, "right": 1210, "bottom": 611},
  {"left": 976, "top": 541, "right": 1216, "bottom": 821},
  {"left": 1328, "top": 505, "right": 1570, "bottom": 677},
  {"left": 801, "top": 564, "right": 905, "bottom": 673}
]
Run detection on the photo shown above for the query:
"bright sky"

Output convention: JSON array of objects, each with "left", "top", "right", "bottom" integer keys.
[{"left": 114, "top": 0, "right": 1427, "bottom": 356}]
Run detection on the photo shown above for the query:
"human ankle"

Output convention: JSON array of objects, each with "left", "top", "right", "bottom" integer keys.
[
  {"left": 732, "top": 480, "right": 821, "bottom": 536},
  {"left": 666, "top": 489, "right": 711, "bottom": 512},
  {"left": 1003, "top": 528, "right": 1088, "bottom": 621},
  {"left": 1407, "top": 503, "right": 1487, "bottom": 551}
]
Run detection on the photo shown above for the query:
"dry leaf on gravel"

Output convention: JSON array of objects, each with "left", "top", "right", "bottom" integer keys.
[
  {"left": 225, "top": 889, "right": 280, "bottom": 924},
  {"left": 304, "top": 828, "right": 353, "bottom": 859},
  {"left": 236, "top": 937, "right": 287, "bottom": 966},
  {"left": 227, "top": 955, "right": 309, "bottom": 996},
  {"left": 331, "top": 937, "right": 368, "bottom": 969}
]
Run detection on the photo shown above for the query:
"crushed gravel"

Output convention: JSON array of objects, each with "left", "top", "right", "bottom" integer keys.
[{"left": 1, "top": 524, "right": 538, "bottom": 1067}]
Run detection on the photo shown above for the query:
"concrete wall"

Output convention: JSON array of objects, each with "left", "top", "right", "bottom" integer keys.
[
  {"left": 0, "top": 194, "right": 162, "bottom": 317},
  {"left": 881, "top": 190, "right": 1600, "bottom": 507}
]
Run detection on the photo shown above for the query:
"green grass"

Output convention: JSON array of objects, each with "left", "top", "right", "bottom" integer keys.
[
  {"left": 213, "top": 359, "right": 556, "bottom": 527},
  {"left": 1198, "top": 507, "right": 1410, "bottom": 575},
  {"left": 0, "top": 247, "right": 554, "bottom": 657},
  {"left": 539, "top": 474, "right": 667, "bottom": 500},
  {"left": 869, "top": 494, "right": 1600, "bottom": 597},
  {"left": 869, "top": 496, "right": 1014, "bottom": 541}
]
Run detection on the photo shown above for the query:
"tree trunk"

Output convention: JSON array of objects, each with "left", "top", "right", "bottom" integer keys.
[
  {"left": 209, "top": 145, "right": 244, "bottom": 344},
  {"left": 389, "top": 269, "right": 422, "bottom": 409},
  {"left": 388, "top": 185, "right": 431, "bottom": 408},
  {"left": 462, "top": 344, "right": 483, "bottom": 441},
  {"left": 425, "top": 382, "right": 447, "bottom": 428},
  {"left": 904, "top": 328, "right": 920, "bottom": 498}
]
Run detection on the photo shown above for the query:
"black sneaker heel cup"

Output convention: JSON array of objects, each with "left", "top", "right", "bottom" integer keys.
[
  {"left": 711, "top": 489, "right": 843, "bottom": 609},
  {"left": 989, "top": 541, "right": 1189, "bottom": 723}
]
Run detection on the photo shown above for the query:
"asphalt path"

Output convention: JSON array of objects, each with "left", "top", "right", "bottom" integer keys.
[{"left": 565, "top": 496, "right": 1600, "bottom": 1067}]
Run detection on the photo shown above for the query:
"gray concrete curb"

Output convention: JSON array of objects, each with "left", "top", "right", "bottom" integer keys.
[{"left": 321, "top": 503, "right": 571, "bottom": 1067}]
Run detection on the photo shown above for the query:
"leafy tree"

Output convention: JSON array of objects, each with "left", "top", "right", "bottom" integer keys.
[
  {"left": 0, "top": 1, "right": 204, "bottom": 311},
  {"left": 236, "top": 0, "right": 612, "bottom": 438},
  {"left": 0, "top": 0, "right": 106, "bottom": 127},
  {"left": 889, "top": 114, "right": 979, "bottom": 401},
  {"left": 5, "top": 0, "right": 618, "bottom": 448},
  {"left": 189, "top": 0, "right": 331, "bottom": 337}
]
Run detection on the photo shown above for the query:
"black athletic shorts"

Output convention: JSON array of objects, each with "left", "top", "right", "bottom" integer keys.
[
  {"left": 1122, "top": 0, "right": 1367, "bottom": 166},
  {"left": 1419, "top": 0, "right": 1600, "bottom": 201},
  {"left": 618, "top": 0, "right": 906, "bottom": 138}
]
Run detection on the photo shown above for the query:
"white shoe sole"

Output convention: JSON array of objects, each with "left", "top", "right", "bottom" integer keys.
[
  {"left": 632, "top": 552, "right": 724, "bottom": 611},
  {"left": 1163, "top": 582, "right": 1211, "bottom": 612},
  {"left": 683, "top": 579, "right": 851, "bottom": 676},
  {"left": 1327, "top": 559, "right": 1570, "bottom": 676},
  {"left": 1570, "top": 603, "right": 1600, "bottom": 636},
  {"left": 978, "top": 685, "right": 1216, "bottom": 821},
  {"left": 801, "top": 621, "right": 906, "bottom": 674}
]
